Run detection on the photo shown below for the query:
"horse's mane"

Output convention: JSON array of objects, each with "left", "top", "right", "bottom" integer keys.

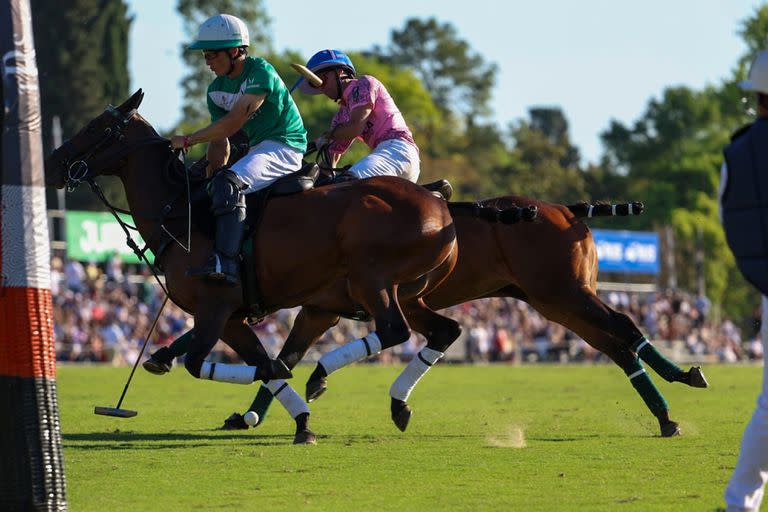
[{"left": 134, "top": 112, "right": 161, "bottom": 137}]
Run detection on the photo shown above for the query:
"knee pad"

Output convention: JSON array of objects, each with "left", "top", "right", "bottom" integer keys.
[{"left": 210, "top": 168, "right": 247, "bottom": 216}]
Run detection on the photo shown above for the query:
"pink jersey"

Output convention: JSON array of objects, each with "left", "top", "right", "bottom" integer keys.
[{"left": 328, "top": 75, "right": 416, "bottom": 156}]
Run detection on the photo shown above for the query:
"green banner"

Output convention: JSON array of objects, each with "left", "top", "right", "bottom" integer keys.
[{"left": 65, "top": 210, "right": 152, "bottom": 263}]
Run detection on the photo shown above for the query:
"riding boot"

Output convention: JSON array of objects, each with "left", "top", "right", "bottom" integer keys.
[
  {"left": 189, "top": 209, "right": 245, "bottom": 285},
  {"left": 188, "top": 169, "right": 247, "bottom": 286}
]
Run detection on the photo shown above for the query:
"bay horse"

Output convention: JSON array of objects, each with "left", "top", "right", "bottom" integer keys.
[
  {"left": 45, "top": 90, "right": 534, "bottom": 443},
  {"left": 149, "top": 198, "right": 708, "bottom": 438},
  {"left": 43, "top": 90, "right": 465, "bottom": 410},
  {"left": 246, "top": 198, "right": 708, "bottom": 438}
]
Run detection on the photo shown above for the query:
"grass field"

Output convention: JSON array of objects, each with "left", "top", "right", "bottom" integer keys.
[{"left": 56, "top": 363, "right": 760, "bottom": 511}]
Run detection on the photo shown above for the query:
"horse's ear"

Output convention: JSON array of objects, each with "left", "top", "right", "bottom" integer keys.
[{"left": 118, "top": 89, "right": 144, "bottom": 112}]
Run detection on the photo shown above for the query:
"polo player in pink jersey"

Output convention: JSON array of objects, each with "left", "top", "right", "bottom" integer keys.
[{"left": 292, "top": 49, "right": 421, "bottom": 182}]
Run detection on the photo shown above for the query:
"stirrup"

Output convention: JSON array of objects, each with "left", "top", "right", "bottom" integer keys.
[{"left": 188, "top": 254, "right": 240, "bottom": 285}]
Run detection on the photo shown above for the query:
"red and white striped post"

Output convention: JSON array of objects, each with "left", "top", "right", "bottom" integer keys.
[{"left": 0, "top": 0, "right": 68, "bottom": 509}]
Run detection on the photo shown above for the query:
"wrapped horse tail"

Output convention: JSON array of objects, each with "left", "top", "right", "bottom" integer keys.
[
  {"left": 566, "top": 201, "right": 644, "bottom": 218},
  {"left": 447, "top": 201, "right": 538, "bottom": 224}
]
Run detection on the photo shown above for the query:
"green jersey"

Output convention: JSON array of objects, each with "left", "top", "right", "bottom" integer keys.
[{"left": 206, "top": 57, "right": 307, "bottom": 152}]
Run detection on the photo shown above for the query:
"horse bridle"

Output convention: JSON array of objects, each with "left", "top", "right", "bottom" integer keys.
[
  {"left": 52, "top": 104, "right": 185, "bottom": 298},
  {"left": 55, "top": 105, "right": 138, "bottom": 192}
]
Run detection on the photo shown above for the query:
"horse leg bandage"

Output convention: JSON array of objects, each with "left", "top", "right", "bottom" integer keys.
[
  {"left": 626, "top": 358, "right": 669, "bottom": 416},
  {"left": 632, "top": 337, "right": 684, "bottom": 382},
  {"left": 199, "top": 362, "right": 258, "bottom": 384},
  {"left": 266, "top": 379, "right": 310, "bottom": 418},
  {"left": 390, "top": 347, "right": 444, "bottom": 401},
  {"left": 318, "top": 333, "right": 382, "bottom": 375},
  {"left": 248, "top": 384, "right": 275, "bottom": 420}
]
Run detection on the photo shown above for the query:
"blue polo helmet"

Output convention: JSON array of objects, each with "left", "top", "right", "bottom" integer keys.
[{"left": 291, "top": 49, "right": 356, "bottom": 94}]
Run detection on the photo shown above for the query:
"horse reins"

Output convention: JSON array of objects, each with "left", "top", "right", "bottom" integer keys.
[{"left": 55, "top": 106, "right": 194, "bottom": 298}]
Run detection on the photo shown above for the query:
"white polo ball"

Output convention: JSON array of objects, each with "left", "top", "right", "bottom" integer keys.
[{"left": 243, "top": 411, "right": 259, "bottom": 426}]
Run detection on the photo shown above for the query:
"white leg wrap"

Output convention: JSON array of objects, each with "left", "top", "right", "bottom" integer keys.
[
  {"left": 266, "top": 379, "right": 310, "bottom": 418},
  {"left": 199, "top": 362, "right": 258, "bottom": 384},
  {"left": 389, "top": 347, "right": 444, "bottom": 401},
  {"left": 319, "top": 332, "right": 382, "bottom": 375}
]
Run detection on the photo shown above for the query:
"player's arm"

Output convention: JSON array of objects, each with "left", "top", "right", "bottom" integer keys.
[
  {"left": 328, "top": 104, "right": 372, "bottom": 141},
  {"left": 206, "top": 139, "right": 230, "bottom": 176},
  {"left": 170, "top": 93, "right": 265, "bottom": 149},
  {"left": 188, "top": 93, "right": 265, "bottom": 144}
]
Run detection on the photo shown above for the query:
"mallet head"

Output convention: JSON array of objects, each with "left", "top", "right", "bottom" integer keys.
[{"left": 94, "top": 406, "right": 137, "bottom": 418}]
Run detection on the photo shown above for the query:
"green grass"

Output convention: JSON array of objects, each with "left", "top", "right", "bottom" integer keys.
[{"left": 56, "top": 363, "right": 760, "bottom": 511}]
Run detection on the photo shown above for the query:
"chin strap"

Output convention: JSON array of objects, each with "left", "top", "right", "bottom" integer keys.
[
  {"left": 225, "top": 54, "right": 236, "bottom": 77},
  {"left": 334, "top": 72, "right": 344, "bottom": 102},
  {"left": 225, "top": 48, "right": 245, "bottom": 77},
  {"left": 332, "top": 68, "right": 356, "bottom": 102}
]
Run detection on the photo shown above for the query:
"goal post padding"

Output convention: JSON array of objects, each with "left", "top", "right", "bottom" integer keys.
[{"left": 0, "top": 1, "right": 68, "bottom": 509}]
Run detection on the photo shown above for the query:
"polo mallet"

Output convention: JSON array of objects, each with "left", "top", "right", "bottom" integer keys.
[
  {"left": 94, "top": 295, "right": 169, "bottom": 418},
  {"left": 290, "top": 63, "right": 323, "bottom": 88}
]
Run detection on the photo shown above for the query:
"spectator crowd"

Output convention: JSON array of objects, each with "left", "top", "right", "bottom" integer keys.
[{"left": 51, "top": 256, "right": 764, "bottom": 367}]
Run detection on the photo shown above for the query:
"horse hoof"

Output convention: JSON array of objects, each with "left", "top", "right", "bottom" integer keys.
[
  {"left": 293, "top": 429, "right": 317, "bottom": 445},
  {"left": 391, "top": 399, "right": 412, "bottom": 432},
  {"left": 660, "top": 421, "right": 681, "bottom": 437},
  {"left": 142, "top": 348, "right": 172, "bottom": 375},
  {"left": 218, "top": 412, "right": 249, "bottom": 430},
  {"left": 306, "top": 376, "right": 327, "bottom": 402},
  {"left": 687, "top": 367, "right": 709, "bottom": 388},
  {"left": 142, "top": 357, "right": 171, "bottom": 375},
  {"left": 270, "top": 359, "right": 293, "bottom": 380},
  {"left": 257, "top": 359, "right": 293, "bottom": 381}
]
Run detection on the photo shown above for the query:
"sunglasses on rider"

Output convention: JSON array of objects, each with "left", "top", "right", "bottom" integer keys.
[{"left": 202, "top": 50, "right": 224, "bottom": 61}]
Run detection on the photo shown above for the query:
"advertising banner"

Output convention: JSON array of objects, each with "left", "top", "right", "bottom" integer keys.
[
  {"left": 592, "top": 229, "right": 660, "bottom": 274},
  {"left": 65, "top": 210, "right": 150, "bottom": 263}
]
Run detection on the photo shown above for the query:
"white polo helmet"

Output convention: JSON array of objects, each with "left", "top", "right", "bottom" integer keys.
[
  {"left": 188, "top": 14, "right": 249, "bottom": 50},
  {"left": 740, "top": 50, "right": 768, "bottom": 95}
]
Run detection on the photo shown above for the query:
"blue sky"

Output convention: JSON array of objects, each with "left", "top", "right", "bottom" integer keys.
[{"left": 127, "top": 0, "right": 764, "bottom": 163}]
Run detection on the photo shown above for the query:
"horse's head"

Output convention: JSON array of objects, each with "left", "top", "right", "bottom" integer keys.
[{"left": 44, "top": 89, "right": 146, "bottom": 190}]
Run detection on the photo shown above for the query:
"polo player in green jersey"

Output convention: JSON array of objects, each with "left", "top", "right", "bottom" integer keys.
[{"left": 170, "top": 13, "right": 307, "bottom": 286}]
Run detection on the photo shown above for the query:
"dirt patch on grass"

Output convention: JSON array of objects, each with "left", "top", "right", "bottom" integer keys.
[{"left": 487, "top": 425, "right": 527, "bottom": 448}]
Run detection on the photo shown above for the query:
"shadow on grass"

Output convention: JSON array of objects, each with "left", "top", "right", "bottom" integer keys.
[
  {"left": 64, "top": 431, "right": 618, "bottom": 450},
  {"left": 529, "top": 433, "right": 666, "bottom": 441},
  {"left": 62, "top": 431, "right": 295, "bottom": 449},
  {"left": 528, "top": 435, "right": 601, "bottom": 442}
]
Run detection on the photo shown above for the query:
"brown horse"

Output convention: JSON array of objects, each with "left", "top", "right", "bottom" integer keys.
[
  {"left": 43, "top": 90, "right": 471, "bottom": 429},
  {"left": 150, "top": 198, "right": 707, "bottom": 438},
  {"left": 47, "top": 90, "right": 535, "bottom": 443}
]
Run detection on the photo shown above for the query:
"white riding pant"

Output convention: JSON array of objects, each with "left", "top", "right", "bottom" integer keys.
[
  {"left": 230, "top": 140, "right": 304, "bottom": 194},
  {"left": 725, "top": 295, "right": 768, "bottom": 512},
  {"left": 348, "top": 138, "right": 420, "bottom": 183}
]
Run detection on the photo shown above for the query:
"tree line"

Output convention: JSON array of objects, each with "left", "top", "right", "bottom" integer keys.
[{"left": 31, "top": 0, "right": 768, "bottom": 323}]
